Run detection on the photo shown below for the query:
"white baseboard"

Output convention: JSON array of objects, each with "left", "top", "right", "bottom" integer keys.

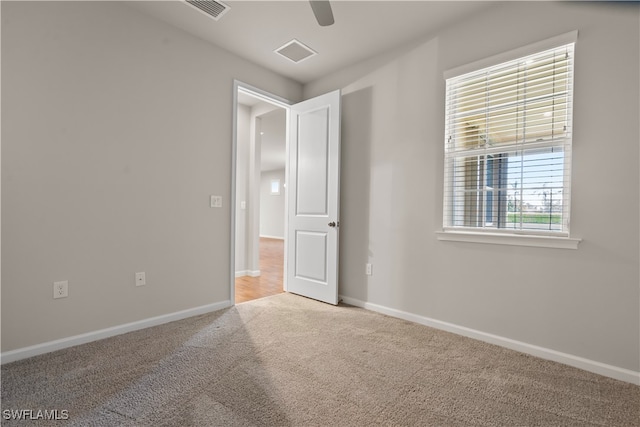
[
  {"left": 1, "top": 300, "right": 232, "bottom": 365},
  {"left": 260, "top": 235, "right": 284, "bottom": 240},
  {"left": 235, "top": 270, "right": 260, "bottom": 277},
  {"left": 340, "top": 295, "right": 640, "bottom": 386}
]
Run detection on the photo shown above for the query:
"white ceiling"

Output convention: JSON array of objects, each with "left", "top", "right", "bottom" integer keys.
[
  {"left": 128, "top": 0, "right": 497, "bottom": 85},
  {"left": 129, "top": 1, "right": 498, "bottom": 173}
]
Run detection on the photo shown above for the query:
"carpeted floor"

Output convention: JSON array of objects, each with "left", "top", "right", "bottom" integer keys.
[{"left": 2, "top": 293, "right": 639, "bottom": 426}]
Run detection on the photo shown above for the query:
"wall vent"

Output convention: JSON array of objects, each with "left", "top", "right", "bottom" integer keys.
[
  {"left": 185, "top": 0, "right": 230, "bottom": 21},
  {"left": 275, "top": 39, "right": 317, "bottom": 64}
]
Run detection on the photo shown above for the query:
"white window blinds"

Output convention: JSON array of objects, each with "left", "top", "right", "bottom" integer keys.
[{"left": 443, "top": 42, "right": 575, "bottom": 235}]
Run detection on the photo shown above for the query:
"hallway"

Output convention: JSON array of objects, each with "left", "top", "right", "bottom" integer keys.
[{"left": 235, "top": 237, "right": 284, "bottom": 303}]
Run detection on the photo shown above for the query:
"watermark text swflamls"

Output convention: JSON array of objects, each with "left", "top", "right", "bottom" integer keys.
[{"left": 2, "top": 409, "right": 69, "bottom": 421}]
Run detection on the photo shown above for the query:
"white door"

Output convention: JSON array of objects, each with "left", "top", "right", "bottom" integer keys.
[{"left": 286, "top": 90, "right": 341, "bottom": 305}]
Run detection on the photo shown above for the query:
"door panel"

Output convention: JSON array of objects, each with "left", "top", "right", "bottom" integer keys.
[
  {"left": 286, "top": 90, "right": 341, "bottom": 305},
  {"left": 295, "top": 231, "right": 328, "bottom": 283},
  {"left": 296, "top": 108, "right": 329, "bottom": 215}
]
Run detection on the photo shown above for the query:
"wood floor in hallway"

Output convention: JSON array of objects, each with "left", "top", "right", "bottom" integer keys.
[{"left": 235, "top": 237, "right": 284, "bottom": 303}]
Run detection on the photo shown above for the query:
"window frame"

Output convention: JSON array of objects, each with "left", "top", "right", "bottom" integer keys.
[{"left": 439, "top": 31, "right": 581, "bottom": 249}]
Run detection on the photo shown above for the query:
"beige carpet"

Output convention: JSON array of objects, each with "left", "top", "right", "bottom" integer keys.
[{"left": 2, "top": 293, "right": 639, "bottom": 426}]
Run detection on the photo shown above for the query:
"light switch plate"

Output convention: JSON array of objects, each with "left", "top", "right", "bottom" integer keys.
[{"left": 210, "top": 195, "right": 223, "bottom": 208}]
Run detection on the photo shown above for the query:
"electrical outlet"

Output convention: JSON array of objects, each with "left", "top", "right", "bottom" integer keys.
[
  {"left": 53, "top": 281, "right": 68, "bottom": 299},
  {"left": 366, "top": 263, "right": 373, "bottom": 276},
  {"left": 135, "top": 272, "right": 146, "bottom": 287}
]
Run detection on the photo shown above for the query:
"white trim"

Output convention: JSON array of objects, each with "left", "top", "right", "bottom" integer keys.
[
  {"left": 235, "top": 270, "right": 261, "bottom": 277},
  {"left": 444, "top": 30, "right": 578, "bottom": 80},
  {"left": 436, "top": 230, "right": 581, "bottom": 249},
  {"left": 0, "top": 300, "right": 232, "bottom": 364},
  {"left": 340, "top": 295, "right": 639, "bottom": 386},
  {"left": 260, "top": 234, "right": 284, "bottom": 240},
  {"left": 231, "top": 81, "right": 239, "bottom": 306},
  {"left": 236, "top": 81, "right": 291, "bottom": 110}
]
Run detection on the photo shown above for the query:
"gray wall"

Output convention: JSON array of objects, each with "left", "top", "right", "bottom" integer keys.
[
  {"left": 260, "top": 169, "right": 286, "bottom": 239},
  {"left": 306, "top": 1, "right": 639, "bottom": 372},
  {"left": 1, "top": 1, "right": 301, "bottom": 351},
  {"left": 2, "top": 0, "right": 638, "bottom": 376}
]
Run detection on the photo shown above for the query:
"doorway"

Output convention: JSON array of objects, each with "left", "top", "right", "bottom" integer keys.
[
  {"left": 231, "top": 82, "right": 342, "bottom": 306},
  {"left": 233, "top": 83, "right": 288, "bottom": 304}
]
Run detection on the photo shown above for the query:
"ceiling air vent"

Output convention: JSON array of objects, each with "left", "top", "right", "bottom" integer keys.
[
  {"left": 275, "top": 39, "right": 317, "bottom": 64},
  {"left": 185, "top": 0, "right": 230, "bottom": 21}
]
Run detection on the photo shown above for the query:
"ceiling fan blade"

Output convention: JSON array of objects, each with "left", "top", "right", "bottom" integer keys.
[{"left": 309, "top": 1, "right": 334, "bottom": 26}]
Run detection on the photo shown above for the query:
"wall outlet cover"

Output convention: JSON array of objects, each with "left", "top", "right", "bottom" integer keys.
[
  {"left": 135, "top": 272, "right": 146, "bottom": 286},
  {"left": 53, "top": 281, "right": 69, "bottom": 299}
]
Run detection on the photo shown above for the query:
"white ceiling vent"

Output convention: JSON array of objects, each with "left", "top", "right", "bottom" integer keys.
[
  {"left": 275, "top": 39, "right": 317, "bottom": 64},
  {"left": 185, "top": 0, "right": 230, "bottom": 21}
]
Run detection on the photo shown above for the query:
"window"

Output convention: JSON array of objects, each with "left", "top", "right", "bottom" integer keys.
[
  {"left": 443, "top": 40, "right": 575, "bottom": 237},
  {"left": 270, "top": 179, "right": 281, "bottom": 195}
]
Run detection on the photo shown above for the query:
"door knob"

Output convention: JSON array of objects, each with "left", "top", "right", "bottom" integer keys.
[{"left": 328, "top": 221, "right": 336, "bottom": 227}]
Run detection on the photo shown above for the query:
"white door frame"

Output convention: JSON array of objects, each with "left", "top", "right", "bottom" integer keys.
[{"left": 230, "top": 80, "right": 291, "bottom": 304}]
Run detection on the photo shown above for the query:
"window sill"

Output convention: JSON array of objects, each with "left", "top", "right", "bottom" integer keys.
[{"left": 436, "top": 230, "right": 581, "bottom": 250}]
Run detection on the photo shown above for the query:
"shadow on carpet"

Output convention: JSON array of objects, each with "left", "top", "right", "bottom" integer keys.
[{"left": 2, "top": 293, "right": 639, "bottom": 426}]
